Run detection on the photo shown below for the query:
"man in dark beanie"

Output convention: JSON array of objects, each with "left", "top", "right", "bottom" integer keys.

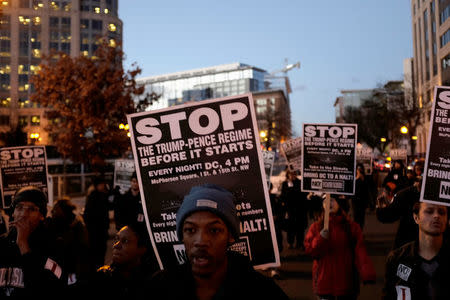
[
  {"left": 149, "top": 183, "right": 289, "bottom": 300},
  {"left": 0, "top": 186, "right": 64, "bottom": 297}
]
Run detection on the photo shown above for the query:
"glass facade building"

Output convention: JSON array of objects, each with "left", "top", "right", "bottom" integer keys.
[
  {"left": 137, "top": 63, "right": 269, "bottom": 110},
  {"left": 137, "top": 62, "right": 293, "bottom": 151}
]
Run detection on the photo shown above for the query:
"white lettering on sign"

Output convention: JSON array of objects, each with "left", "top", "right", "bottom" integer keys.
[
  {"left": 135, "top": 102, "right": 248, "bottom": 145},
  {"left": 304, "top": 125, "right": 355, "bottom": 138},
  {"left": 439, "top": 181, "right": 450, "bottom": 199},
  {"left": 438, "top": 90, "right": 450, "bottom": 109}
]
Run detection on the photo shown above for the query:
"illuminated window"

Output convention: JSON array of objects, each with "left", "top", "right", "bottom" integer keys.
[
  {"left": 108, "top": 23, "right": 116, "bottom": 32},
  {"left": 0, "top": 15, "right": 10, "bottom": 26},
  {"left": 18, "top": 116, "right": 28, "bottom": 127},
  {"left": 0, "top": 65, "right": 10, "bottom": 74},
  {"left": 0, "top": 74, "right": 10, "bottom": 91},
  {"left": 0, "top": 97, "right": 10, "bottom": 108},
  {"left": 18, "top": 74, "right": 29, "bottom": 91},
  {"left": 31, "top": 115, "right": 40, "bottom": 125},
  {"left": 19, "top": 97, "right": 33, "bottom": 108},
  {"left": 50, "top": 1, "right": 59, "bottom": 10}
]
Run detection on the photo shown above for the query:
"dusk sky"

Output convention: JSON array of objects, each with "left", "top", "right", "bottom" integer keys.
[{"left": 120, "top": 1, "right": 413, "bottom": 136}]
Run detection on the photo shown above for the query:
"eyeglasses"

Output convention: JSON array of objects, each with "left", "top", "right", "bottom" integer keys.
[{"left": 15, "top": 203, "right": 40, "bottom": 213}]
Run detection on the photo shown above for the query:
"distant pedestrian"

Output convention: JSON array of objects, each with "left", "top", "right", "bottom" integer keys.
[
  {"left": 84, "top": 176, "right": 111, "bottom": 270},
  {"left": 304, "top": 194, "right": 376, "bottom": 300},
  {"left": 352, "top": 164, "right": 370, "bottom": 229},
  {"left": 382, "top": 202, "right": 450, "bottom": 299},
  {"left": 280, "top": 168, "right": 308, "bottom": 249},
  {"left": 376, "top": 174, "right": 422, "bottom": 249},
  {"left": 91, "top": 223, "right": 159, "bottom": 298},
  {"left": 149, "top": 184, "right": 289, "bottom": 300},
  {"left": 382, "top": 160, "right": 408, "bottom": 201},
  {"left": 0, "top": 186, "right": 65, "bottom": 297},
  {"left": 268, "top": 182, "right": 285, "bottom": 278},
  {"left": 114, "top": 172, "right": 145, "bottom": 231}
]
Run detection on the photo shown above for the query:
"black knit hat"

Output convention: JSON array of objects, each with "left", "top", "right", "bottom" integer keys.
[
  {"left": 13, "top": 186, "right": 48, "bottom": 216},
  {"left": 176, "top": 184, "right": 239, "bottom": 240}
]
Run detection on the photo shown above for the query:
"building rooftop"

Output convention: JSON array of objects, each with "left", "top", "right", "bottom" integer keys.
[{"left": 137, "top": 62, "right": 267, "bottom": 84}]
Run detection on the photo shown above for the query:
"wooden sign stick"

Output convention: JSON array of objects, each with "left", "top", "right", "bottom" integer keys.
[{"left": 323, "top": 193, "right": 330, "bottom": 231}]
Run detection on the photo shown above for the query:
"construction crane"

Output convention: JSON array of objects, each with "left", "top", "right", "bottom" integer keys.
[{"left": 270, "top": 60, "right": 300, "bottom": 76}]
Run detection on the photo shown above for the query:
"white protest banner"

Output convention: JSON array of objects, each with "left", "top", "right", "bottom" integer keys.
[
  {"left": 390, "top": 148, "right": 408, "bottom": 168},
  {"left": 301, "top": 123, "right": 357, "bottom": 195},
  {"left": 280, "top": 137, "right": 302, "bottom": 172},
  {"left": 421, "top": 86, "right": 450, "bottom": 206},
  {"left": 356, "top": 145, "right": 373, "bottom": 175},
  {"left": 0, "top": 146, "right": 48, "bottom": 209},
  {"left": 113, "top": 159, "right": 136, "bottom": 194},
  {"left": 127, "top": 93, "right": 279, "bottom": 269},
  {"left": 262, "top": 150, "right": 275, "bottom": 187}
]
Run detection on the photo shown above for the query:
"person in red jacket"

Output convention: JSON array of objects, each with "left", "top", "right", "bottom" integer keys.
[{"left": 304, "top": 194, "right": 376, "bottom": 300}]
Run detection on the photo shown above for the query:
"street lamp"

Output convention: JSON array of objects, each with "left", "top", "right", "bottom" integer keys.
[
  {"left": 400, "top": 126, "right": 408, "bottom": 134},
  {"left": 380, "top": 137, "right": 387, "bottom": 142}
]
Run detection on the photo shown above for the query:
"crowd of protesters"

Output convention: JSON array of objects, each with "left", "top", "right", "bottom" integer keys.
[{"left": 0, "top": 157, "right": 449, "bottom": 299}]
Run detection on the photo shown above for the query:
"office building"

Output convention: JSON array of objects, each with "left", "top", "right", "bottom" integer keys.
[
  {"left": 411, "top": 0, "right": 450, "bottom": 154},
  {"left": 137, "top": 62, "right": 293, "bottom": 149},
  {"left": 0, "top": 0, "right": 122, "bottom": 145}
]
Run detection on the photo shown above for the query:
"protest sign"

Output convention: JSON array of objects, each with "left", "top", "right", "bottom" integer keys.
[
  {"left": 280, "top": 137, "right": 302, "bottom": 172},
  {"left": 421, "top": 86, "right": 450, "bottom": 206},
  {"left": 113, "top": 159, "right": 136, "bottom": 194},
  {"left": 0, "top": 146, "right": 48, "bottom": 209},
  {"left": 356, "top": 146, "right": 373, "bottom": 175},
  {"left": 301, "top": 123, "right": 357, "bottom": 195},
  {"left": 262, "top": 150, "right": 275, "bottom": 187},
  {"left": 390, "top": 148, "right": 408, "bottom": 168},
  {"left": 127, "top": 93, "right": 279, "bottom": 269}
]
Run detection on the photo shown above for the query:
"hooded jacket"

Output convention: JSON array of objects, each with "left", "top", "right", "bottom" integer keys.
[{"left": 304, "top": 214, "right": 376, "bottom": 296}]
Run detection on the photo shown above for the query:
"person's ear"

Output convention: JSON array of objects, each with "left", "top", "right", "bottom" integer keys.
[{"left": 413, "top": 213, "right": 420, "bottom": 225}]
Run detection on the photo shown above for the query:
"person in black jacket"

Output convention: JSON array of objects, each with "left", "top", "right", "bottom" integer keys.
[
  {"left": 377, "top": 173, "right": 423, "bottom": 250},
  {"left": 114, "top": 172, "right": 145, "bottom": 231},
  {"left": 84, "top": 176, "right": 111, "bottom": 270},
  {"left": 382, "top": 160, "right": 408, "bottom": 200},
  {"left": 91, "top": 223, "right": 159, "bottom": 298},
  {"left": 280, "top": 169, "right": 308, "bottom": 249},
  {"left": 150, "top": 184, "right": 289, "bottom": 300},
  {"left": 0, "top": 186, "right": 64, "bottom": 297},
  {"left": 382, "top": 201, "right": 449, "bottom": 299},
  {"left": 48, "top": 197, "right": 90, "bottom": 294}
]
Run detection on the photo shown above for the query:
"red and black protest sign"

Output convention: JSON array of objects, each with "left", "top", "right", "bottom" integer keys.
[
  {"left": 421, "top": 86, "right": 450, "bottom": 206},
  {"left": 0, "top": 146, "right": 48, "bottom": 209},
  {"left": 127, "top": 93, "right": 279, "bottom": 270},
  {"left": 301, "top": 123, "right": 357, "bottom": 195}
]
